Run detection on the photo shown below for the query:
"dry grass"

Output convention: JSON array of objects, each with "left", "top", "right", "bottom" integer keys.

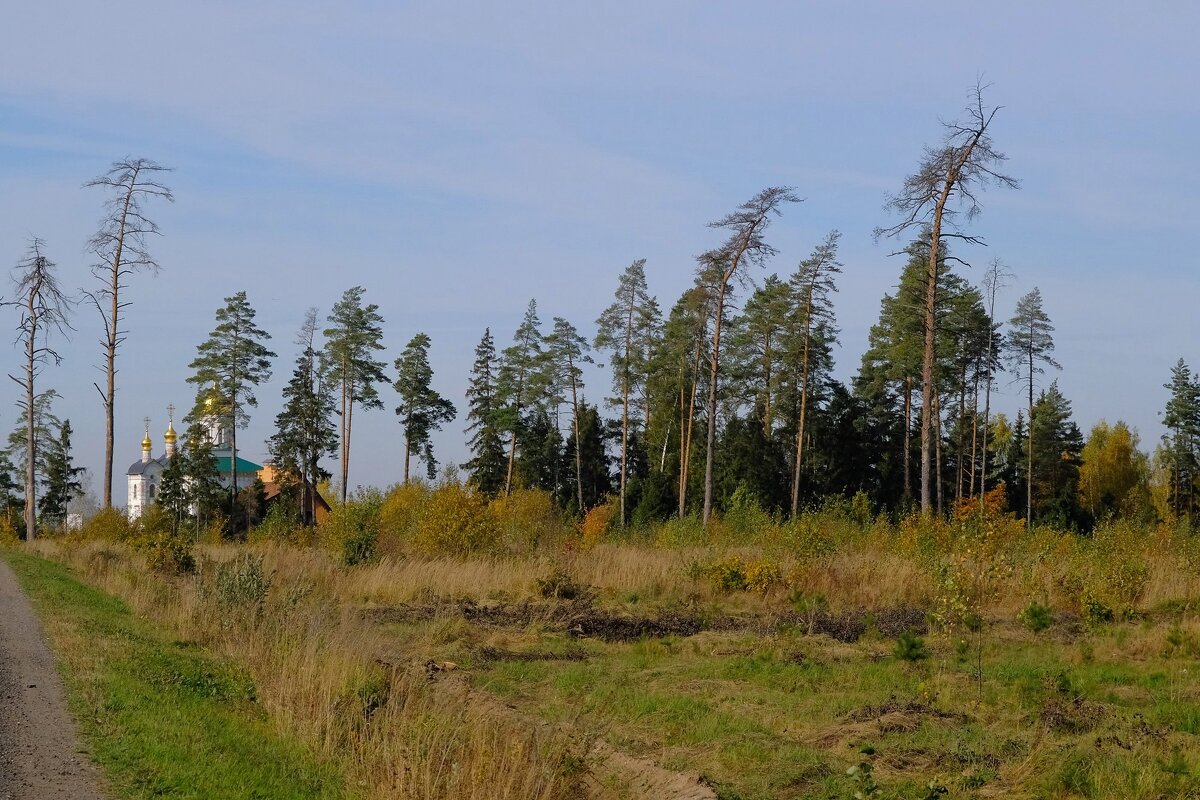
[
  {"left": 30, "top": 539, "right": 585, "bottom": 800},
  {"left": 24, "top": 501, "right": 1200, "bottom": 798}
]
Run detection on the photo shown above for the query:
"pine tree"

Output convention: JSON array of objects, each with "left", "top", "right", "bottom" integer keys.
[
  {"left": 875, "top": 85, "right": 1018, "bottom": 515},
  {"left": 1007, "top": 287, "right": 1060, "bottom": 525},
  {"left": 699, "top": 187, "right": 800, "bottom": 525},
  {"left": 730, "top": 274, "right": 793, "bottom": 436},
  {"left": 84, "top": 159, "right": 173, "bottom": 508},
  {"left": 594, "top": 259, "right": 658, "bottom": 526},
  {"left": 186, "top": 291, "right": 276, "bottom": 520},
  {"left": 464, "top": 328, "right": 507, "bottom": 495},
  {"left": 394, "top": 332, "right": 456, "bottom": 482},
  {"left": 323, "top": 286, "right": 388, "bottom": 502},
  {"left": 786, "top": 230, "right": 842, "bottom": 516},
  {"left": 270, "top": 309, "right": 337, "bottom": 524},
  {"left": 182, "top": 424, "right": 226, "bottom": 530},
  {"left": 496, "top": 300, "right": 548, "bottom": 495},
  {"left": 545, "top": 317, "right": 593, "bottom": 510},
  {"left": 5, "top": 239, "right": 71, "bottom": 540}
]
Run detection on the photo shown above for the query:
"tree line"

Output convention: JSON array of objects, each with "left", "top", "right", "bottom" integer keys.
[{"left": 5, "top": 86, "right": 1198, "bottom": 539}]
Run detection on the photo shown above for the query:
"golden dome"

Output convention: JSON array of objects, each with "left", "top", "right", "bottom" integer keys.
[
  {"left": 142, "top": 432, "right": 153, "bottom": 450},
  {"left": 164, "top": 420, "right": 177, "bottom": 444}
]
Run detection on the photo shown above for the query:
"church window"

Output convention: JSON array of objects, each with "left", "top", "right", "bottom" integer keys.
[
  {"left": 133, "top": 484, "right": 138, "bottom": 499},
  {"left": 149, "top": 484, "right": 156, "bottom": 499}
]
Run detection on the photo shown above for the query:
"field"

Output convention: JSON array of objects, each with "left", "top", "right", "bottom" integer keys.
[{"left": 10, "top": 491, "right": 1200, "bottom": 800}]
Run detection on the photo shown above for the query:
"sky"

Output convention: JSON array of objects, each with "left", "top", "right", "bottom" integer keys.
[{"left": 0, "top": 2, "right": 1197, "bottom": 502}]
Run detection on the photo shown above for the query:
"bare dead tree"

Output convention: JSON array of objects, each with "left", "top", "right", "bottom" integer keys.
[
  {"left": 874, "top": 83, "right": 1018, "bottom": 515},
  {"left": 5, "top": 239, "right": 73, "bottom": 540},
  {"left": 978, "top": 259, "right": 1013, "bottom": 498},
  {"left": 83, "top": 158, "right": 174, "bottom": 508},
  {"left": 700, "top": 186, "right": 800, "bottom": 525}
]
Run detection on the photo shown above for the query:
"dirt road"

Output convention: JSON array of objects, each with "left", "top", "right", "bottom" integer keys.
[{"left": 0, "top": 558, "right": 106, "bottom": 800}]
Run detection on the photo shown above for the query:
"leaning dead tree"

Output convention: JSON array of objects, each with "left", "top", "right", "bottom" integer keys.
[
  {"left": 874, "top": 83, "right": 1018, "bottom": 515},
  {"left": 6, "top": 239, "right": 72, "bottom": 541},
  {"left": 83, "top": 158, "right": 174, "bottom": 508},
  {"left": 700, "top": 186, "right": 800, "bottom": 525}
]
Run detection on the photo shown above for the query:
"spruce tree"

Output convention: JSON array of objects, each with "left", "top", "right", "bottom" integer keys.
[
  {"left": 394, "top": 332, "right": 456, "bottom": 482},
  {"left": 270, "top": 309, "right": 337, "bottom": 524},
  {"left": 1029, "top": 382, "right": 1084, "bottom": 528},
  {"left": 1162, "top": 358, "right": 1200, "bottom": 519},
  {"left": 323, "top": 286, "right": 388, "bottom": 502},
  {"left": 38, "top": 418, "right": 84, "bottom": 527},
  {"left": 464, "top": 328, "right": 507, "bottom": 494}
]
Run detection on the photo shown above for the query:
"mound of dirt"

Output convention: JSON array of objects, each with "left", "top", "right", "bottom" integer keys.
[{"left": 1039, "top": 697, "right": 1107, "bottom": 733}]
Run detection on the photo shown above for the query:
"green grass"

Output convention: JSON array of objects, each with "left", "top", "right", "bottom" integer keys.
[
  {"left": 1, "top": 547, "right": 352, "bottom": 800},
  {"left": 382, "top": 608, "right": 1200, "bottom": 799}
]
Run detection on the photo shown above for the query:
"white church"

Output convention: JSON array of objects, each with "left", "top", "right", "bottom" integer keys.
[{"left": 126, "top": 402, "right": 263, "bottom": 519}]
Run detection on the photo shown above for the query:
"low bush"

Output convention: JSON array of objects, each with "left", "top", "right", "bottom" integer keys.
[
  {"left": 320, "top": 487, "right": 384, "bottom": 566},
  {"left": 580, "top": 499, "right": 616, "bottom": 548},
  {"left": 490, "top": 488, "right": 570, "bottom": 553},
  {"left": 411, "top": 483, "right": 497, "bottom": 556}
]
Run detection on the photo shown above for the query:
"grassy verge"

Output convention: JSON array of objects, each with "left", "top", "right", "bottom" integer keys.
[{"left": 0, "top": 547, "right": 350, "bottom": 800}]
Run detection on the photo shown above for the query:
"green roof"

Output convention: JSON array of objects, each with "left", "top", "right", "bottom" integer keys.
[{"left": 213, "top": 455, "right": 263, "bottom": 475}]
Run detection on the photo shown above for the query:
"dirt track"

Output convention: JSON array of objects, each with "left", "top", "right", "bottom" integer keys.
[{"left": 0, "top": 558, "right": 106, "bottom": 800}]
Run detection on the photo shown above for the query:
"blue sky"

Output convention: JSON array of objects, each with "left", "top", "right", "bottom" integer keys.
[{"left": 1, "top": 2, "right": 1197, "bottom": 499}]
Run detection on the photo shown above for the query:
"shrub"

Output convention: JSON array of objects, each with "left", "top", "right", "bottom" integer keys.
[
  {"left": 135, "top": 505, "right": 196, "bottom": 574},
  {"left": 78, "top": 506, "right": 137, "bottom": 543},
  {"left": 706, "top": 556, "right": 748, "bottom": 592},
  {"left": 535, "top": 569, "right": 584, "bottom": 600},
  {"left": 655, "top": 514, "right": 707, "bottom": 549},
  {"left": 490, "top": 488, "right": 568, "bottom": 553},
  {"left": 320, "top": 487, "right": 384, "bottom": 566},
  {"left": 215, "top": 553, "right": 271, "bottom": 621},
  {"left": 411, "top": 483, "right": 497, "bottom": 556},
  {"left": 0, "top": 514, "right": 19, "bottom": 545},
  {"left": 1019, "top": 600, "right": 1053, "bottom": 633},
  {"left": 580, "top": 499, "right": 616, "bottom": 548},
  {"left": 894, "top": 630, "right": 931, "bottom": 662},
  {"left": 250, "top": 500, "right": 311, "bottom": 546},
  {"left": 724, "top": 484, "right": 772, "bottom": 539},
  {"left": 744, "top": 558, "right": 782, "bottom": 594},
  {"left": 376, "top": 482, "right": 431, "bottom": 555}
]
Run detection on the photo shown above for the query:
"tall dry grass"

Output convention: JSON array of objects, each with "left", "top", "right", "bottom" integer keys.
[{"left": 30, "top": 538, "right": 585, "bottom": 800}]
